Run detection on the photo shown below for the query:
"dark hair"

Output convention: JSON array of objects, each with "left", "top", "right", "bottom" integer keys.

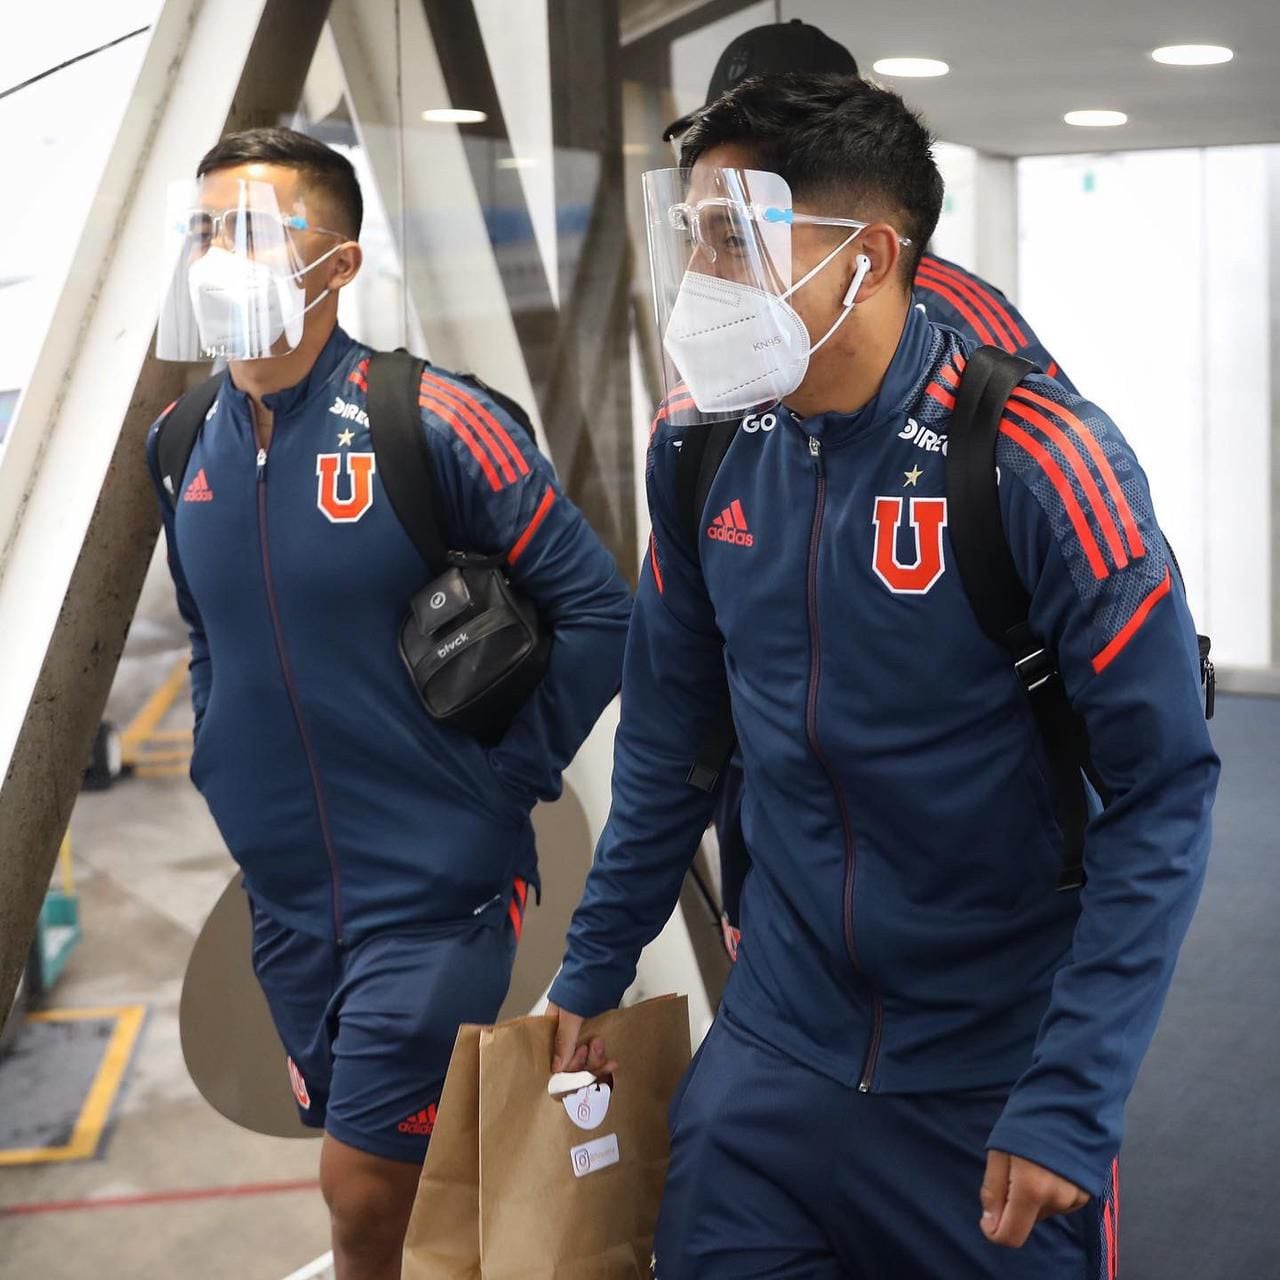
[
  {"left": 197, "top": 127, "right": 363, "bottom": 238},
  {"left": 680, "top": 73, "right": 942, "bottom": 281}
]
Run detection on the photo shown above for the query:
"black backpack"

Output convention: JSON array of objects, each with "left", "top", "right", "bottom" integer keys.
[
  {"left": 153, "top": 350, "right": 552, "bottom": 746},
  {"left": 675, "top": 346, "right": 1215, "bottom": 897}
]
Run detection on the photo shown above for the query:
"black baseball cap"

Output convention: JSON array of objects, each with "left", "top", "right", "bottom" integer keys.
[{"left": 662, "top": 19, "right": 859, "bottom": 142}]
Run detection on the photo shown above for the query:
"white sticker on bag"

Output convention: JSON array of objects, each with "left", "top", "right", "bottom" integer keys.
[
  {"left": 562, "top": 1081, "right": 611, "bottom": 1130},
  {"left": 570, "top": 1133, "right": 619, "bottom": 1178}
]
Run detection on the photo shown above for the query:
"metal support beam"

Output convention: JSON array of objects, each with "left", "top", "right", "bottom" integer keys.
[
  {"left": 0, "top": 0, "right": 332, "bottom": 1019},
  {"left": 543, "top": 0, "right": 637, "bottom": 582},
  {"left": 1270, "top": 149, "right": 1280, "bottom": 670}
]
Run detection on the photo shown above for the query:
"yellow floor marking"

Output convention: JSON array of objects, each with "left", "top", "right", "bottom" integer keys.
[
  {"left": 58, "top": 833, "right": 75, "bottom": 897},
  {"left": 120, "top": 659, "right": 189, "bottom": 763},
  {"left": 130, "top": 749, "right": 194, "bottom": 766},
  {"left": 0, "top": 1005, "right": 146, "bottom": 1166},
  {"left": 139, "top": 729, "right": 193, "bottom": 743},
  {"left": 133, "top": 764, "right": 191, "bottom": 779}
]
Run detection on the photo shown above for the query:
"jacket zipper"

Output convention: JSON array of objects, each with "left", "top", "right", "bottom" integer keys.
[
  {"left": 256, "top": 444, "right": 345, "bottom": 944},
  {"left": 803, "top": 433, "right": 883, "bottom": 1091}
]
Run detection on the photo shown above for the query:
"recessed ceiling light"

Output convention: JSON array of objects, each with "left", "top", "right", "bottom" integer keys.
[
  {"left": 496, "top": 157, "right": 536, "bottom": 170},
  {"left": 421, "top": 108, "right": 487, "bottom": 125},
  {"left": 872, "top": 57, "right": 950, "bottom": 78},
  {"left": 1064, "top": 109, "right": 1128, "bottom": 127},
  {"left": 1151, "top": 44, "right": 1234, "bottom": 66}
]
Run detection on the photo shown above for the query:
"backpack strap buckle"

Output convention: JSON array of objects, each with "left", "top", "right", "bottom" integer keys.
[{"left": 1013, "top": 645, "right": 1057, "bottom": 693}]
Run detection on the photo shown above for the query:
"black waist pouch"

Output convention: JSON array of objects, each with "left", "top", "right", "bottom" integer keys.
[{"left": 399, "top": 556, "right": 552, "bottom": 747}]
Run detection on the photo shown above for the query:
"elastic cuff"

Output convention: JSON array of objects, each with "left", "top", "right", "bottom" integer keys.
[
  {"left": 324, "top": 1115, "right": 429, "bottom": 1166},
  {"left": 985, "top": 1123, "right": 1109, "bottom": 1199},
  {"left": 547, "top": 972, "right": 622, "bottom": 1019}
]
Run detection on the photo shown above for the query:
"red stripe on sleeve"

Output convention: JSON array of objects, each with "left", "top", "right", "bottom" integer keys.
[
  {"left": 999, "top": 419, "right": 1110, "bottom": 579},
  {"left": 418, "top": 391, "right": 503, "bottom": 491},
  {"left": 1046, "top": 361, "right": 1059, "bottom": 380},
  {"left": 1003, "top": 398, "right": 1128, "bottom": 572},
  {"left": 420, "top": 370, "right": 530, "bottom": 484},
  {"left": 649, "top": 532, "right": 665, "bottom": 594},
  {"left": 513, "top": 877, "right": 528, "bottom": 908},
  {"left": 921, "top": 259, "right": 1018, "bottom": 350},
  {"left": 507, "top": 898, "right": 524, "bottom": 941},
  {"left": 921, "top": 257, "right": 1028, "bottom": 347},
  {"left": 1012, "top": 387, "right": 1145, "bottom": 558},
  {"left": 926, "top": 383, "right": 957, "bottom": 410},
  {"left": 1091, "top": 567, "right": 1172, "bottom": 674},
  {"left": 914, "top": 272, "right": 998, "bottom": 346},
  {"left": 937, "top": 363, "right": 961, "bottom": 388},
  {"left": 652, "top": 395, "right": 697, "bottom": 438},
  {"left": 507, "top": 487, "right": 556, "bottom": 565}
]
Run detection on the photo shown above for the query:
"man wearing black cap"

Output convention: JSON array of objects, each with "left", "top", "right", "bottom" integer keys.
[
  {"left": 665, "top": 19, "right": 1074, "bottom": 387},
  {"left": 547, "top": 66, "right": 1212, "bottom": 1279},
  {"left": 667, "top": 18, "right": 1079, "bottom": 962}
]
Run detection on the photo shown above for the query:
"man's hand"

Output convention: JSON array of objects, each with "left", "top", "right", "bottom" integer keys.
[
  {"left": 546, "top": 1002, "right": 618, "bottom": 1075},
  {"left": 980, "top": 1150, "right": 1089, "bottom": 1248}
]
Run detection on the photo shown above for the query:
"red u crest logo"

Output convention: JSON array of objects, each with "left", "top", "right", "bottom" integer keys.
[
  {"left": 316, "top": 452, "right": 376, "bottom": 523},
  {"left": 871, "top": 496, "right": 948, "bottom": 594}
]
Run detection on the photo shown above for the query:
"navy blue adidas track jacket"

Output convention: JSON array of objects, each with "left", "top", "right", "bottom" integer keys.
[
  {"left": 549, "top": 305, "right": 1218, "bottom": 1197},
  {"left": 914, "top": 253, "right": 1078, "bottom": 393},
  {"left": 147, "top": 326, "right": 630, "bottom": 943}
]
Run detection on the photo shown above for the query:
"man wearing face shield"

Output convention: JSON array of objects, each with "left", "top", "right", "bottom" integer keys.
[
  {"left": 666, "top": 19, "right": 1080, "bottom": 963},
  {"left": 547, "top": 75, "right": 1216, "bottom": 1277},
  {"left": 148, "top": 128, "right": 630, "bottom": 1280}
]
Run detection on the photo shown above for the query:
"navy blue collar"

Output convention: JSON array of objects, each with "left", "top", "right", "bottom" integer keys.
[
  {"left": 227, "top": 324, "right": 360, "bottom": 418},
  {"left": 790, "top": 304, "right": 931, "bottom": 441}
]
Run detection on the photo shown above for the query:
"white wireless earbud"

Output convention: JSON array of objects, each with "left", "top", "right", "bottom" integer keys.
[{"left": 842, "top": 254, "right": 872, "bottom": 308}]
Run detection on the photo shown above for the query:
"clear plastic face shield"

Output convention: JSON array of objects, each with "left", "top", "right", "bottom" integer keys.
[
  {"left": 642, "top": 167, "right": 909, "bottom": 423},
  {"left": 156, "top": 178, "right": 348, "bottom": 362}
]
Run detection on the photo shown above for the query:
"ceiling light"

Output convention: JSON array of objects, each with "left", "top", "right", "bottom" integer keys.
[
  {"left": 421, "top": 108, "right": 487, "bottom": 125},
  {"left": 1064, "top": 109, "right": 1128, "bottom": 127},
  {"left": 497, "top": 157, "right": 536, "bottom": 170},
  {"left": 1151, "top": 44, "right": 1234, "bottom": 66},
  {"left": 872, "top": 57, "right": 949, "bottom": 78}
]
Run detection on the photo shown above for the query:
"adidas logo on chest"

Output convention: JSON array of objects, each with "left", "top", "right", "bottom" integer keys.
[
  {"left": 183, "top": 468, "right": 214, "bottom": 502},
  {"left": 707, "top": 499, "right": 754, "bottom": 547}
]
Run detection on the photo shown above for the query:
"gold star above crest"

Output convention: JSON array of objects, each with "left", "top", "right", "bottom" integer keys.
[
  {"left": 337, "top": 428, "right": 355, "bottom": 447},
  {"left": 904, "top": 465, "right": 923, "bottom": 487}
]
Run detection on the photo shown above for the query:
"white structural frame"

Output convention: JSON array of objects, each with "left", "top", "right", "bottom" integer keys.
[{"left": 0, "top": 0, "right": 276, "bottom": 782}]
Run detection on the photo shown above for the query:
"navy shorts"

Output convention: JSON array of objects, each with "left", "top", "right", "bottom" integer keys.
[
  {"left": 249, "top": 882, "right": 525, "bottom": 1163},
  {"left": 656, "top": 1009, "right": 1118, "bottom": 1280}
]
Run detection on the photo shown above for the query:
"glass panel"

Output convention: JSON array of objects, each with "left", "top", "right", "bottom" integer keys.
[
  {"left": 1019, "top": 147, "right": 1274, "bottom": 669},
  {"left": 0, "top": 6, "right": 160, "bottom": 466}
]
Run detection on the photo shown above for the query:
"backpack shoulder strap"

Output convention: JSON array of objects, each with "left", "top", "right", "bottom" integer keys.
[
  {"left": 945, "top": 346, "right": 1037, "bottom": 652},
  {"left": 367, "top": 350, "right": 450, "bottom": 577},
  {"left": 155, "top": 373, "right": 223, "bottom": 506},
  {"left": 1161, "top": 534, "right": 1216, "bottom": 718},
  {"left": 946, "top": 346, "right": 1091, "bottom": 890},
  {"left": 667, "top": 416, "right": 738, "bottom": 792},
  {"left": 674, "top": 418, "right": 738, "bottom": 556}
]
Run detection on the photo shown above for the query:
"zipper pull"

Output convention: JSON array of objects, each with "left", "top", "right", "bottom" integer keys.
[
  {"left": 808, "top": 435, "right": 824, "bottom": 475},
  {"left": 256, "top": 447, "right": 267, "bottom": 480}
]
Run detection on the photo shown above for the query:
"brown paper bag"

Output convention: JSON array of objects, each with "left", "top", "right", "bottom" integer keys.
[{"left": 403, "top": 996, "right": 690, "bottom": 1280}]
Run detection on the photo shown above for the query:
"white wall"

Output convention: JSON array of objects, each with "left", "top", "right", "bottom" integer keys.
[
  {"left": 1018, "top": 147, "right": 1272, "bottom": 670},
  {"left": 930, "top": 141, "right": 1017, "bottom": 296}
]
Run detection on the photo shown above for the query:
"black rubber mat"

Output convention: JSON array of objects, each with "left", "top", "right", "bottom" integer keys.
[{"left": 0, "top": 1007, "right": 142, "bottom": 1164}]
